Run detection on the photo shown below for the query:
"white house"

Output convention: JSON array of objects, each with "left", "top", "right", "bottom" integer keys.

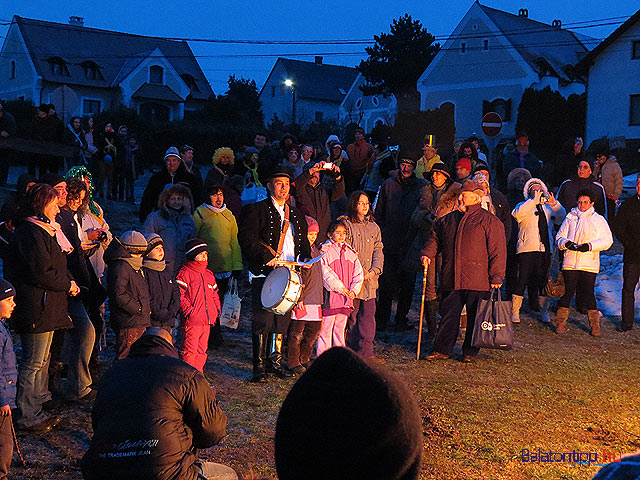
[
  {"left": 0, "top": 15, "right": 213, "bottom": 122},
  {"left": 338, "top": 73, "right": 397, "bottom": 133},
  {"left": 417, "top": 2, "right": 592, "bottom": 143},
  {"left": 578, "top": 9, "right": 640, "bottom": 143},
  {"left": 259, "top": 57, "right": 358, "bottom": 127}
]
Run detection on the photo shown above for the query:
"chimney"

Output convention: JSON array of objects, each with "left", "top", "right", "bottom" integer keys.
[
  {"left": 69, "top": 16, "right": 84, "bottom": 27},
  {"left": 315, "top": 56, "right": 323, "bottom": 65},
  {"left": 552, "top": 19, "right": 562, "bottom": 28},
  {"left": 518, "top": 8, "right": 528, "bottom": 17}
]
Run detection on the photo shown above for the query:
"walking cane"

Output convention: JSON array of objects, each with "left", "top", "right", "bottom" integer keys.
[
  {"left": 416, "top": 261, "right": 429, "bottom": 360},
  {"left": 10, "top": 417, "right": 26, "bottom": 467}
]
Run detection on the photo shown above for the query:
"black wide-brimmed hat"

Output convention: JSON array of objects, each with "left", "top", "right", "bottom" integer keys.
[{"left": 268, "top": 166, "right": 294, "bottom": 181}]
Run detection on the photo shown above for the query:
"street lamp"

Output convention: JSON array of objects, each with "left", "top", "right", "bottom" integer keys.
[{"left": 284, "top": 78, "right": 296, "bottom": 124}]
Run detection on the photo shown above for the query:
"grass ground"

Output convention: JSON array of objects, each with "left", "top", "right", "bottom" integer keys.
[{"left": 2, "top": 168, "right": 638, "bottom": 479}]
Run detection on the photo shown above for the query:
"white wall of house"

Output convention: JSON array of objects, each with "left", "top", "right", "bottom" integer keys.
[
  {"left": 260, "top": 61, "right": 292, "bottom": 124},
  {"left": 585, "top": 21, "right": 640, "bottom": 143},
  {"left": 339, "top": 74, "right": 397, "bottom": 132},
  {"left": 0, "top": 23, "right": 41, "bottom": 102}
]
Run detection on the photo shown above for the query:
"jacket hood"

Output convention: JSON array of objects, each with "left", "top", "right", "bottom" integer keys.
[
  {"left": 157, "top": 183, "right": 194, "bottom": 214},
  {"left": 128, "top": 333, "right": 179, "bottom": 359},
  {"left": 507, "top": 168, "right": 532, "bottom": 191},
  {"left": 16, "top": 174, "right": 37, "bottom": 199},
  {"left": 523, "top": 178, "right": 549, "bottom": 199},
  {"left": 103, "top": 239, "right": 131, "bottom": 264}
]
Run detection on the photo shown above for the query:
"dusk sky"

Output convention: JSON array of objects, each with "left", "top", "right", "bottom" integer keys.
[{"left": 2, "top": 0, "right": 638, "bottom": 95}]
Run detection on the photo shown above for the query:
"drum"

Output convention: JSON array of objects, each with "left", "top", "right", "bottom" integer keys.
[{"left": 261, "top": 266, "right": 303, "bottom": 315}]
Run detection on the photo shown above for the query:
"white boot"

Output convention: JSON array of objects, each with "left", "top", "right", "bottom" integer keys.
[
  {"left": 511, "top": 294, "right": 523, "bottom": 323},
  {"left": 540, "top": 296, "right": 551, "bottom": 323}
]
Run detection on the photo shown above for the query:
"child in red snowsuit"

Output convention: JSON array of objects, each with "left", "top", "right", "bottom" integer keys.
[{"left": 176, "top": 238, "right": 221, "bottom": 371}]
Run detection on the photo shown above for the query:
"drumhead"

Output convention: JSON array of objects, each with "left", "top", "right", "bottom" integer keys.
[{"left": 261, "top": 267, "right": 291, "bottom": 308}]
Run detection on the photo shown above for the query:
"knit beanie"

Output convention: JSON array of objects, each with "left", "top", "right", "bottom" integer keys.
[
  {"left": 305, "top": 216, "right": 319, "bottom": 234},
  {"left": 275, "top": 347, "right": 423, "bottom": 480},
  {"left": 429, "top": 162, "right": 451, "bottom": 179},
  {"left": 0, "top": 279, "right": 15, "bottom": 302},
  {"left": 143, "top": 233, "right": 164, "bottom": 255},
  {"left": 456, "top": 157, "right": 472, "bottom": 171},
  {"left": 185, "top": 238, "right": 208, "bottom": 260},
  {"left": 119, "top": 231, "right": 147, "bottom": 255}
]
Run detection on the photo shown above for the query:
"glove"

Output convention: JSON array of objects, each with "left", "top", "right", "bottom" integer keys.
[
  {"left": 576, "top": 243, "right": 591, "bottom": 252},
  {"left": 564, "top": 241, "right": 579, "bottom": 251}
]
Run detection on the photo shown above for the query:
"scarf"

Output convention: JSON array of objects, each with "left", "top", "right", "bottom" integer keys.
[
  {"left": 27, "top": 216, "right": 74, "bottom": 253},
  {"left": 480, "top": 195, "right": 496, "bottom": 215},
  {"left": 143, "top": 258, "right": 166, "bottom": 272},
  {"left": 536, "top": 204, "right": 550, "bottom": 253},
  {"left": 205, "top": 203, "right": 226, "bottom": 213},
  {"left": 120, "top": 256, "right": 144, "bottom": 271},
  {"left": 243, "top": 161, "right": 262, "bottom": 187}
]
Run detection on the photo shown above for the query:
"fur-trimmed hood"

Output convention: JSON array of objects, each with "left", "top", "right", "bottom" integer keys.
[
  {"left": 507, "top": 168, "right": 532, "bottom": 192},
  {"left": 523, "top": 178, "right": 549, "bottom": 199}
]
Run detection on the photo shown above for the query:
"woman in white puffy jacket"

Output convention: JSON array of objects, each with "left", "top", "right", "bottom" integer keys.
[
  {"left": 555, "top": 190, "right": 613, "bottom": 336},
  {"left": 511, "top": 178, "right": 566, "bottom": 323}
]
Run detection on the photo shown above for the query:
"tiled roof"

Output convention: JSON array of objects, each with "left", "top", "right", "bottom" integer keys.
[
  {"left": 132, "top": 83, "right": 185, "bottom": 102},
  {"left": 13, "top": 16, "right": 213, "bottom": 99},
  {"left": 275, "top": 58, "right": 358, "bottom": 103},
  {"left": 479, "top": 4, "right": 594, "bottom": 83}
]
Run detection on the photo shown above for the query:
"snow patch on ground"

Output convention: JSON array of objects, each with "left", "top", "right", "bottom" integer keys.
[{"left": 596, "top": 254, "right": 638, "bottom": 317}]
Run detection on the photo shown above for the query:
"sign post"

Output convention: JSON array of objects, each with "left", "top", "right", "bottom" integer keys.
[{"left": 481, "top": 112, "right": 503, "bottom": 172}]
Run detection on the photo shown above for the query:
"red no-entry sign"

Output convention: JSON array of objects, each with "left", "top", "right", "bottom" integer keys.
[{"left": 481, "top": 112, "right": 503, "bottom": 137}]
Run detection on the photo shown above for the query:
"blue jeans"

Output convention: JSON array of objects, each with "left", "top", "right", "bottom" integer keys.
[
  {"left": 16, "top": 331, "right": 54, "bottom": 428},
  {"left": 67, "top": 299, "right": 96, "bottom": 398}
]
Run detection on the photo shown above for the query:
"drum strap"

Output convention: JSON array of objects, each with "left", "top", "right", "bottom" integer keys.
[{"left": 260, "top": 204, "right": 290, "bottom": 259}]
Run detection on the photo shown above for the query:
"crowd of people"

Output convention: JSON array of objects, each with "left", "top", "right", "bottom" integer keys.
[{"left": 0, "top": 110, "right": 637, "bottom": 479}]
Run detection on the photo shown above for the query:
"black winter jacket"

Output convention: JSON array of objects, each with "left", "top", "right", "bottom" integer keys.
[
  {"left": 295, "top": 169, "right": 345, "bottom": 244},
  {"left": 238, "top": 197, "right": 310, "bottom": 276},
  {"left": 7, "top": 221, "right": 73, "bottom": 333},
  {"left": 614, "top": 195, "right": 640, "bottom": 263},
  {"left": 299, "top": 245, "right": 323, "bottom": 305},
  {"left": 374, "top": 172, "right": 426, "bottom": 255},
  {"left": 81, "top": 334, "right": 227, "bottom": 480},
  {"left": 556, "top": 175, "right": 607, "bottom": 217},
  {"left": 105, "top": 241, "right": 151, "bottom": 331},
  {"left": 143, "top": 262, "right": 181, "bottom": 329},
  {"left": 139, "top": 164, "right": 202, "bottom": 223}
]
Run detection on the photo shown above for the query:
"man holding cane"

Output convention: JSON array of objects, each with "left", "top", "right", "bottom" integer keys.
[{"left": 421, "top": 180, "right": 506, "bottom": 362}]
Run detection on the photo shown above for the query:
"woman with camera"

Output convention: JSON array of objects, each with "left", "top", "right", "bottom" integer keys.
[{"left": 511, "top": 178, "right": 566, "bottom": 324}]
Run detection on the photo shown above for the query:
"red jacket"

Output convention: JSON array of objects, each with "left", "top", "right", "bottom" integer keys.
[{"left": 176, "top": 260, "right": 221, "bottom": 326}]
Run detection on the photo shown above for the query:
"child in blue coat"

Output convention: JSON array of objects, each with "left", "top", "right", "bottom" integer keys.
[{"left": 0, "top": 278, "right": 17, "bottom": 479}]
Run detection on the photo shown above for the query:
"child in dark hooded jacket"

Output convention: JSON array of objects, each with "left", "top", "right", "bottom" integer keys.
[{"left": 142, "top": 234, "right": 180, "bottom": 332}]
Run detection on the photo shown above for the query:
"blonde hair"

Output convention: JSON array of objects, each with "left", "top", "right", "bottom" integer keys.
[{"left": 212, "top": 147, "right": 235, "bottom": 165}]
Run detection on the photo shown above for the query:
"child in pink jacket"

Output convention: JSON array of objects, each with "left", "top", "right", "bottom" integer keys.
[
  {"left": 318, "top": 220, "right": 364, "bottom": 355},
  {"left": 176, "top": 238, "right": 221, "bottom": 371}
]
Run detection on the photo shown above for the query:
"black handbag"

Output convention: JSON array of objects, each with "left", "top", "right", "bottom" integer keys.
[{"left": 471, "top": 288, "right": 513, "bottom": 350}]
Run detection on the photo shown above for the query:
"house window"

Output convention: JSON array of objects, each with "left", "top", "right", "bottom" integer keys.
[
  {"left": 372, "top": 96, "right": 379, "bottom": 107},
  {"left": 280, "top": 85, "right": 285, "bottom": 95},
  {"left": 461, "top": 42, "right": 467, "bottom": 54},
  {"left": 149, "top": 66, "right": 163, "bottom": 84},
  {"left": 48, "top": 58, "right": 69, "bottom": 76},
  {"left": 271, "top": 86, "right": 276, "bottom": 98},
  {"left": 483, "top": 98, "right": 512, "bottom": 122},
  {"left": 9, "top": 60, "right": 15, "bottom": 79},
  {"left": 483, "top": 39, "right": 489, "bottom": 51},
  {"left": 631, "top": 95, "right": 640, "bottom": 126},
  {"left": 315, "top": 111, "right": 323, "bottom": 122},
  {"left": 355, "top": 98, "right": 363, "bottom": 109},
  {"left": 633, "top": 41, "right": 640, "bottom": 59},
  {"left": 82, "top": 62, "right": 103, "bottom": 80},
  {"left": 82, "top": 99, "right": 101, "bottom": 115},
  {"left": 180, "top": 74, "right": 200, "bottom": 93}
]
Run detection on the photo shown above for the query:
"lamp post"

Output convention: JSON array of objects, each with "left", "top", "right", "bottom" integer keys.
[{"left": 284, "top": 78, "right": 296, "bottom": 124}]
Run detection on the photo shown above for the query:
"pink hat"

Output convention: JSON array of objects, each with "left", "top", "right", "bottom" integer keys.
[{"left": 305, "top": 216, "right": 319, "bottom": 233}]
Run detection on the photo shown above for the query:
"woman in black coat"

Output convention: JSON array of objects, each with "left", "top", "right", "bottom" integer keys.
[{"left": 8, "top": 183, "right": 79, "bottom": 431}]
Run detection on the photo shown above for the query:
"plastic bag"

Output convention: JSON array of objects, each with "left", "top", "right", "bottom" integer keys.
[
  {"left": 241, "top": 182, "right": 267, "bottom": 206},
  {"left": 220, "top": 278, "right": 241, "bottom": 329}
]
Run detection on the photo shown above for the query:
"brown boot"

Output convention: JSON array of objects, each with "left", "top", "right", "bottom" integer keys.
[
  {"left": 556, "top": 307, "right": 570, "bottom": 334},
  {"left": 588, "top": 310, "right": 601, "bottom": 337}
]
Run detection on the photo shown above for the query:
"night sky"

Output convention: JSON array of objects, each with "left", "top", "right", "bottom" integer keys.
[{"left": 1, "top": 0, "right": 637, "bottom": 94}]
